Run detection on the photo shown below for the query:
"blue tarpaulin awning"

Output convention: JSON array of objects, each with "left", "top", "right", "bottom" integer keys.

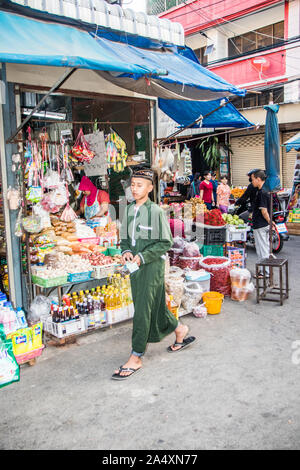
[
  {"left": 158, "top": 98, "right": 252, "bottom": 128},
  {"left": 283, "top": 131, "right": 300, "bottom": 152},
  {"left": 0, "top": 10, "right": 165, "bottom": 75},
  {"left": 0, "top": 10, "right": 246, "bottom": 102},
  {"left": 0, "top": 9, "right": 252, "bottom": 130}
]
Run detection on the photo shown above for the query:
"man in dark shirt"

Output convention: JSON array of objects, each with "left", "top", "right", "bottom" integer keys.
[
  {"left": 235, "top": 169, "right": 259, "bottom": 218},
  {"left": 251, "top": 170, "right": 275, "bottom": 277}
]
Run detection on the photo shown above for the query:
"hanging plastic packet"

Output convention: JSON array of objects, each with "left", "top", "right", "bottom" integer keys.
[
  {"left": 7, "top": 187, "right": 21, "bottom": 210},
  {"left": 26, "top": 186, "right": 43, "bottom": 203},
  {"left": 15, "top": 207, "right": 23, "bottom": 237}
]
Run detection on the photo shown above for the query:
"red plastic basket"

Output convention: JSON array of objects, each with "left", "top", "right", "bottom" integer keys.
[{"left": 15, "top": 345, "right": 45, "bottom": 365}]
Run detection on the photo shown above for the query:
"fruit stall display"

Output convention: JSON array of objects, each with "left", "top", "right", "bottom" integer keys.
[
  {"left": 222, "top": 213, "right": 246, "bottom": 227},
  {"left": 230, "top": 187, "right": 246, "bottom": 199}
]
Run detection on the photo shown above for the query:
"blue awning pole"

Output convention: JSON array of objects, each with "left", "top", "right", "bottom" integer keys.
[
  {"left": 6, "top": 67, "right": 77, "bottom": 143},
  {"left": 158, "top": 99, "right": 227, "bottom": 145}
]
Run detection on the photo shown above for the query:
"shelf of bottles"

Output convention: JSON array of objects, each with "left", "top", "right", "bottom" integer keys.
[{"left": 44, "top": 272, "right": 134, "bottom": 338}]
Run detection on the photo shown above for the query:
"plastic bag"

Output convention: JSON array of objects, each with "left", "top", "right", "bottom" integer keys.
[
  {"left": 179, "top": 256, "right": 201, "bottom": 270},
  {"left": 182, "top": 242, "right": 200, "bottom": 258},
  {"left": 231, "top": 282, "right": 254, "bottom": 302},
  {"left": 169, "top": 266, "right": 184, "bottom": 277},
  {"left": 7, "top": 187, "right": 21, "bottom": 210},
  {"left": 22, "top": 215, "right": 43, "bottom": 233},
  {"left": 193, "top": 304, "right": 207, "bottom": 318},
  {"left": 199, "top": 257, "right": 231, "bottom": 296},
  {"left": 165, "top": 276, "right": 184, "bottom": 308},
  {"left": 168, "top": 248, "right": 183, "bottom": 267},
  {"left": 43, "top": 169, "right": 61, "bottom": 189},
  {"left": 181, "top": 282, "right": 203, "bottom": 312},
  {"left": 172, "top": 237, "right": 186, "bottom": 249},
  {"left": 0, "top": 332, "right": 20, "bottom": 389},
  {"left": 72, "top": 128, "right": 95, "bottom": 163},
  {"left": 230, "top": 268, "right": 251, "bottom": 288},
  {"left": 28, "top": 295, "right": 51, "bottom": 324},
  {"left": 33, "top": 203, "right": 51, "bottom": 228},
  {"left": 60, "top": 204, "right": 77, "bottom": 222}
]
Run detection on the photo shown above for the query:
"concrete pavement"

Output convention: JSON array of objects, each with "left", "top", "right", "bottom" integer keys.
[{"left": 1, "top": 237, "right": 300, "bottom": 450}]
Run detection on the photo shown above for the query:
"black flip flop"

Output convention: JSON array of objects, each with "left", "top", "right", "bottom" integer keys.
[
  {"left": 111, "top": 365, "right": 142, "bottom": 381},
  {"left": 167, "top": 336, "right": 196, "bottom": 353}
]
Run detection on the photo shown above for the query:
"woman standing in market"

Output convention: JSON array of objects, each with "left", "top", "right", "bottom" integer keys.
[
  {"left": 77, "top": 176, "right": 110, "bottom": 220},
  {"left": 217, "top": 175, "right": 231, "bottom": 213},
  {"left": 112, "top": 168, "right": 195, "bottom": 380},
  {"left": 199, "top": 171, "right": 215, "bottom": 209}
]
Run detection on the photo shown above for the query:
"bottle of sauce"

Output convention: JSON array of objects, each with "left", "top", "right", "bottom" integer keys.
[{"left": 168, "top": 295, "right": 179, "bottom": 320}]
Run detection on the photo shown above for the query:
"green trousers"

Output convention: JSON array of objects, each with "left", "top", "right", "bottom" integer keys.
[{"left": 130, "top": 258, "right": 178, "bottom": 354}]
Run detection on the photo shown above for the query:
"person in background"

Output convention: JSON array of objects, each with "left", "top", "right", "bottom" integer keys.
[
  {"left": 211, "top": 172, "right": 219, "bottom": 206},
  {"left": 251, "top": 169, "right": 275, "bottom": 278},
  {"left": 160, "top": 171, "right": 168, "bottom": 200},
  {"left": 187, "top": 172, "right": 201, "bottom": 199},
  {"left": 217, "top": 175, "right": 231, "bottom": 213},
  {"left": 199, "top": 171, "right": 215, "bottom": 209},
  {"left": 235, "top": 169, "right": 260, "bottom": 220},
  {"left": 77, "top": 175, "right": 110, "bottom": 220}
]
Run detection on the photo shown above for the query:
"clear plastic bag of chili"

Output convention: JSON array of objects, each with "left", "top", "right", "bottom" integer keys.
[{"left": 199, "top": 256, "right": 231, "bottom": 296}]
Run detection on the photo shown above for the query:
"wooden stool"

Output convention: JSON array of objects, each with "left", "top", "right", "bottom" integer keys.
[{"left": 256, "top": 258, "right": 289, "bottom": 306}]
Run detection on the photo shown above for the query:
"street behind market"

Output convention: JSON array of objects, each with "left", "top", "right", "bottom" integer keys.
[{"left": 1, "top": 236, "right": 300, "bottom": 450}]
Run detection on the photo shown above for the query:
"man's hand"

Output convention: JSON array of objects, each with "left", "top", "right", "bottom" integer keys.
[
  {"left": 122, "top": 251, "right": 134, "bottom": 265},
  {"left": 132, "top": 255, "right": 141, "bottom": 267}
]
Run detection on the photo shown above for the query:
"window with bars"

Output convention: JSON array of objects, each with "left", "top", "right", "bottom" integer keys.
[
  {"left": 147, "top": 0, "right": 186, "bottom": 15},
  {"left": 231, "top": 86, "right": 284, "bottom": 110},
  {"left": 228, "top": 21, "right": 284, "bottom": 57}
]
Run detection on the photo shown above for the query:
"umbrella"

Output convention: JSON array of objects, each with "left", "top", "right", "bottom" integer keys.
[{"left": 263, "top": 104, "right": 281, "bottom": 192}]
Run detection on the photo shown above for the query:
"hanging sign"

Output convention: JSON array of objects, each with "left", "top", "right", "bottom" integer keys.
[{"left": 83, "top": 131, "right": 108, "bottom": 176}]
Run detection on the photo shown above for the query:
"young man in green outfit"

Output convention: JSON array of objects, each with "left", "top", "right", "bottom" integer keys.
[{"left": 112, "top": 168, "right": 195, "bottom": 380}]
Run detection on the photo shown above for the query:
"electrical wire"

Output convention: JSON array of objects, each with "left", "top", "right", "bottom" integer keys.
[{"left": 169, "top": 0, "right": 286, "bottom": 42}]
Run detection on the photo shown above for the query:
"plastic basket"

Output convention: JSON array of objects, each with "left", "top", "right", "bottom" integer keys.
[
  {"left": 77, "top": 237, "right": 99, "bottom": 244},
  {"left": 31, "top": 275, "right": 68, "bottom": 288},
  {"left": 44, "top": 316, "right": 86, "bottom": 338},
  {"left": 226, "top": 227, "right": 248, "bottom": 242},
  {"left": 199, "top": 244, "right": 224, "bottom": 257},
  {"left": 67, "top": 271, "right": 92, "bottom": 283},
  {"left": 195, "top": 222, "right": 227, "bottom": 245},
  {"left": 15, "top": 345, "right": 45, "bottom": 365},
  {"left": 104, "top": 247, "right": 122, "bottom": 256},
  {"left": 92, "top": 264, "right": 117, "bottom": 280}
]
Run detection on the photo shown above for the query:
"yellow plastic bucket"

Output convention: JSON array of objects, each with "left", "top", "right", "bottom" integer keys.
[{"left": 202, "top": 291, "right": 224, "bottom": 315}]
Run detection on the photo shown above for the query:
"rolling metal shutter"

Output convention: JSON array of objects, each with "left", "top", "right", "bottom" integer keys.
[
  {"left": 282, "top": 131, "right": 299, "bottom": 188},
  {"left": 230, "top": 134, "right": 265, "bottom": 186}
]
